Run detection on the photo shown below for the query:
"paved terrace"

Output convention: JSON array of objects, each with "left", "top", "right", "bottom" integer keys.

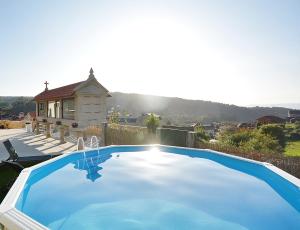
[{"left": 0, "top": 129, "right": 78, "bottom": 161}]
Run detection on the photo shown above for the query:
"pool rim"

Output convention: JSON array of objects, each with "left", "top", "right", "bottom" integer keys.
[{"left": 0, "top": 144, "right": 299, "bottom": 230}]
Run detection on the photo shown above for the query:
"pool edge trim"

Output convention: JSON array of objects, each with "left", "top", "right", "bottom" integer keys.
[{"left": 0, "top": 144, "right": 299, "bottom": 229}]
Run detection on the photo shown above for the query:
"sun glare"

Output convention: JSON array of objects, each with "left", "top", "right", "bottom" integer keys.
[{"left": 95, "top": 15, "right": 243, "bottom": 103}]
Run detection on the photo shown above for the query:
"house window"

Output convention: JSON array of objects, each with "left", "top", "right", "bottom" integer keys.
[
  {"left": 48, "top": 101, "right": 56, "bottom": 118},
  {"left": 62, "top": 99, "right": 75, "bottom": 120},
  {"left": 38, "top": 102, "right": 46, "bottom": 116}
]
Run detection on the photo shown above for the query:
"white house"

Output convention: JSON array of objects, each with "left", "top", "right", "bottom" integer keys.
[{"left": 34, "top": 68, "right": 111, "bottom": 128}]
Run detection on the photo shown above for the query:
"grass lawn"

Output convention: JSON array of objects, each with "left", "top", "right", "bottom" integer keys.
[
  {"left": 0, "top": 165, "right": 18, "bottom": 202},
  {"left": 0, "top": 161, "right": 44, "bottom": 202},
  {"left": 284, "top": 140, "right": 300, "bottom": 157}
]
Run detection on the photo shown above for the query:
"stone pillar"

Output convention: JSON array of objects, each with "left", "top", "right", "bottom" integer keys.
[
  {"left": 186, "top": 131, "right": 196, "bottom": 148},
  {"left": 101, "top": 122, "right": 108, "bottom": 146},
  {"left": 46, "top": 123, "right": 51, "bottom": 138},
  {"left": 156, "top": 127, "right": 161, "bottom": 144},
  {"left": 35, "top": 121, "right": 40, "bottom": 135},
  {"left": 59, "top": 126, "right": 65, "bottom": 144}
]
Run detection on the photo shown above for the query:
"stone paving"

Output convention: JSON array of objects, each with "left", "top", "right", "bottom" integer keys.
[{"left": 0, "top": 129, "right": 77, "bottom": 161}]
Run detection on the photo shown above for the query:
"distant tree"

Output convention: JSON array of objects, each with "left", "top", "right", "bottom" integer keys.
[
  {"left": 285, "top": 122, "right": 300, "bottom": 141},
  {"left": 109, "top": 111, "right": 119, "bottom": 124},
  {"left": 10, "top": 97, "right": 35, "bottom": 114},
  {"left": 259, "top": 124, "right": 286, "bottom": 148},
  {"left": 0, "top": 101, "right": 9, "bottom": 109},
  {"left": 243, "top": 132, "right": 282, "bottom": 154},
  {"left": 195, "top": 125, "right": 210, "bottom": 142},
  {"left": 146, "top": 113, "right": 160, "bottom": 134},
  {"left": 218, "top": 129, "right": 252, "bottom": 147},
  {"left": 218, "top": 128, "right": 282, "bottom": 154},
  {"left": 294, "top": 121, "right": 300, "bottom": 130}
]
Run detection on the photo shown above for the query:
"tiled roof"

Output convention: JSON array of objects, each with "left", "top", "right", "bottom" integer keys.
[
  {"left": 34, "top": 81, "right": 84, "bottom": 101},
  {"left": 256, "top": 115, "right": 285, "bottom": 123}
]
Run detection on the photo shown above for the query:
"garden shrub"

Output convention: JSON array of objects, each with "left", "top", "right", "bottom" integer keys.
[
  {"left": 195, "top": 125, "right": 210, "bottom": 142},
  {"left": 217, "top": 128, "right": 282, "bottom": 154},
  {"left": 243, "top": 132, "right": 282, "bottom": 154},
  {"left": 145, "top": 113, "right": 160, "bottom": 134},
  {"left": 259, "top": 124, "right": 286, "bottom": 148}
]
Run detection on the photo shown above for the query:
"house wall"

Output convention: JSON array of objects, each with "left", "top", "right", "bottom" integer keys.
[
  {"left": 75, "top": 84, "right": 107, "bottom": 127},
  {"left": 34, "top": 76, "right": 109, "bottom": 128}
]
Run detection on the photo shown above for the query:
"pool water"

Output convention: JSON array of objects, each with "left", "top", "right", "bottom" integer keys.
[{"left": 16, "top": 147, "right": 300, "bottom": 230}]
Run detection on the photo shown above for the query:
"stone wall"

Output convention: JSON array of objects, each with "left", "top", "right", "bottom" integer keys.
[{"left": 76, "top": 95, "right": 106, "bottom": 127}]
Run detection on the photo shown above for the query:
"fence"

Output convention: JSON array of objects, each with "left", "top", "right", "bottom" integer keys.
[
  {"left": 83, "top": 123, "right": 300, "bottom": 178},
  {"left": 85, "top": 125, "right": 102, "bottom": 137},
  {"left": 106, "top": 124, "right": 157, "bottom": 145},
  {"left": 196, "top": 141, "right": 300, "bottom": 178},
  {"left": 160, "top": 128, "right": 188, "bottom": 147}
]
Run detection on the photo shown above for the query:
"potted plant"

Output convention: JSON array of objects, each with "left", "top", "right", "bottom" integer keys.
[
  {"left": 72, "top": 122, "right": 78, "bottom": 128},
  {"left": 56, "top": 121, "right": 62, "bottom": 126}
]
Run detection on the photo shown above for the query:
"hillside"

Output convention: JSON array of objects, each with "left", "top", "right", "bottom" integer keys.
[
  {"left": 107, "top": 92, "right": 290, "bottom": 124},
  {"left": 0, "top": 96, "right": 35, "bottom": 115},
  {"left": 1, "top": 94, "right": 291, "bottom": 124}
]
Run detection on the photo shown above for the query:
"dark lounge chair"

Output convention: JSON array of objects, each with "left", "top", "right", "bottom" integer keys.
[
  {"left": 0, "top": 139, "right": 60, "bottom": 200},
  {"left": 2, "top": 139, "right": 58, "bottom": 166},
  {"left": 1, "top": 160, "right": 24, "bottom": 173}
]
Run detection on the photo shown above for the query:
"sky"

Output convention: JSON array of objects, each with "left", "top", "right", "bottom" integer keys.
[{"left": 0, "top": 0, "right": 299, "bottom": 106}]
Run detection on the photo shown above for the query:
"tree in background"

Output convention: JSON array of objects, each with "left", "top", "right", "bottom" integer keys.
[
  {"left": 195, "top": 125, "right": 210, "bottom": 142},
  {"left": 146, "top": 113, "right": 160, "bottom": 134},
  {"left": 10, "top": 97, "right": 35, "bottom": 114},
  {"left": 243, "top": 132, "right": 282, "bottom": 154},
  {"left": 109, "top": 111, "right": 119, "bottom": 124},
  {"left": 218, "top": 129, "right": 252, "bottom": 147},
  {"left": 259, "top": 124, "right": 286, "bottom": 148},
  {"left": 285, "top": 122, "right": 300, "bottom": 141},
  {"left": 217, "top": 128, "right": 282, "bottom": 154},
  {"left": 0, "top": 101, "right": 11, "bottom": 119}
]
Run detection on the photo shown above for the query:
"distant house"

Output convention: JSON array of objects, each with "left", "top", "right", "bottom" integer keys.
[
  {"left": 202, "top": 124, "right": 216, "bottom": 137},
  {"left": 237, "top": 122, "right": 255, "bottom": 129},
  {"left": 18, "top": 112, "right": 25, "bottom": 120},
  {"left": 34, "top": 68, "right": 111, "bottom": 127},
  {"left": 162, "top": 125, "right": 194, "bottom": 131},
  {"left": 288, "top": 110, "right": 300, "bottom": 123},
  {"left": 288, "top": 110, "right": 300, "bottom": 118},
  {"left": 113, "top": 116, "right": 138, "bottom": 125},
  {"left": 256, "top": 115, "right": 285, "bottom": 125}
]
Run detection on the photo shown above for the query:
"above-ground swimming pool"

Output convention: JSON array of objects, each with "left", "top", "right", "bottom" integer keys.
[{"left": 0, "top": 145, "right": 300, "bottom": 230}]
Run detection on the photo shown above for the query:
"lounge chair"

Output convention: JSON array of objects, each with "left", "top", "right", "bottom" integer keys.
[
  {"left": 2, "top": 139, "right": 58, "bottom": 165},
  {"left": 1, "top": 160, "right": 24, "bottom": 173},
  {"left": 0, "top": 139, "right": 60, "bottom": 200}
]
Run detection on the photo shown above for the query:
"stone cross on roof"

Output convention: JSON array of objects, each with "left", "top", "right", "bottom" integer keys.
[{"left": 44, "top": 81, "right": 49, "bottom": 91}]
